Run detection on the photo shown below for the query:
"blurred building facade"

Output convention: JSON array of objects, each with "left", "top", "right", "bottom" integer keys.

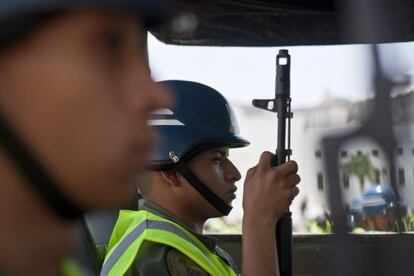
[{"left": 218, "top": 88, "right": 414, "bottom": 233}]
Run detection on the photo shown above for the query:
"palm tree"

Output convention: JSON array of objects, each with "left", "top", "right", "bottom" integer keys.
[{"left": 342, "top": 153, "right": 377, "bottom": 191}]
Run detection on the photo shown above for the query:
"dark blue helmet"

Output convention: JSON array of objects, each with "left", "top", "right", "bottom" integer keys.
[
  {"left": 150, "top": 80, "right": 250, "bottom": 170},
  {"left": 0, "top": 0, "right": 171, "bottom": 46},
  {"left": 362, "top": 184, "right": 388, "bottom": 216},
  {"left": 149, "top": 80, "right": 249, "bottom": 215},
  {"left": 377, "top": 183, "right": 395, "bottom": 207},
  {"left": 0, "top": 0, "right": 170, "bottom": 24}
]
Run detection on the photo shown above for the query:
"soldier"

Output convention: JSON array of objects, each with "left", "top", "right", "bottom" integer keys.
[
  {"left": 362, "top": 184, "right": 410, "bottom": 232},
  {"left": 381, "top": 184, "right": 411, "bottom": 232},
  {"left": 102, "top": 80, "right": 301, "bottom": 276},
  {"left": 362, "top": 184, "right": 391, "bottom": 232},
  {"left": 348, "top": 197, "right": 366, "bottom": 233},
  {"left": 0, "top": 1, "right": 171, "bottom": 275}
]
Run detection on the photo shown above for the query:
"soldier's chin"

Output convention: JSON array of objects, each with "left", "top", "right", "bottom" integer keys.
[
  {"left": 209, "top": 207, "right": 226, "bottom": 218},
  {"left": 227, "top": 195, "right": 236, "bottom": 205}
]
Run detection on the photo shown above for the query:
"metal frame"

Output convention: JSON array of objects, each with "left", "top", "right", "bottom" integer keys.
[{"left": 322, "top": 0, "right": 412, "bottom": 275}]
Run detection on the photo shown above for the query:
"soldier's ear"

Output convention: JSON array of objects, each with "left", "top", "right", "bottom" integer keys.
[{"left": 160, "top": 171, "right": 181, "bottom": 187}]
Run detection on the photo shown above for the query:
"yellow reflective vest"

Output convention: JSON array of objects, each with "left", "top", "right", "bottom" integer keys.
[
  {"left": 101, "top": 210, "right": 237, "bottom": 276},
  {"left": 61, "top": 259, "right": 85, "bottom": 276}
]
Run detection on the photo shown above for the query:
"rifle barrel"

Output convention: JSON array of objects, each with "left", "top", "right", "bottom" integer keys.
[{"left": 274, "top": 49, "right": 293, "bottom": 276}]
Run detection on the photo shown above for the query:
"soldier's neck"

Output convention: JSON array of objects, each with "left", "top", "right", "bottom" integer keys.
[
  {"left": 149, "top": 198, "right": 206, "bottom": 234},
  {"left": 163, "top": 203, "right": 206, "bottom": 234}
]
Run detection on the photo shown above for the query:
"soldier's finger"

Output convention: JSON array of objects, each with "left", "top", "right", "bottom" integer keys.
[
  {"left": 275, "top": 160, "right": 298, "bottom": 177},
  {"left": 246, "top": 165, "right": 258, "bottom": 179},
  {"left": 284, "top": 174, "right": 301, "bottom": 187},
  {"left": 257, "top": 151, "right": 274, "bottom": 170}
]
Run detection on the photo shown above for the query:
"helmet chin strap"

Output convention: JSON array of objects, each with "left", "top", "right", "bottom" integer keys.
[
  {"left": 169, "top": 152, "right": 232, "bottom": 216},
  {"left": 0, "top": 112, "right": 84, "bottom": 220}
]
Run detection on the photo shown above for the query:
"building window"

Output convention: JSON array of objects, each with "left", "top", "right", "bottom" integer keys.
[
  {"left": 343, "top": 174, "right": 349, "bottom": 189},
  {"left": 374, "top": 169, "right": 380, "bottom": 183},
  {"left": 317, "top": 173, "right": 324, "bottom": 191},
  {"left": 397, "top": 148, "right": 404, "bottom": 155},
  {"left": 372, "top": 150, "right": 379, "bottom": 157},
  {"left": 315, "top": 150, "right": 322, "bottom": 158},
  {"left": 412, "top": 148, "right": 414, "bottom": 155},
  {"left": 357, "top": 151, "right": 362, "bottom": 156},
  {"left": 340, "top": 151, "right": 347, "bottom": 158},
  {"left": 413, "top": 168, "right": 414, "bottom": 185},
  {"left": 398, "top": 168, "right": 405, "bottom": 186}
]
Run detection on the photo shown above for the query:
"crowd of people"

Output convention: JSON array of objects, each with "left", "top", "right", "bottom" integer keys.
[{"left": 307, "top": 183, "right": 414, "bottom": 234}]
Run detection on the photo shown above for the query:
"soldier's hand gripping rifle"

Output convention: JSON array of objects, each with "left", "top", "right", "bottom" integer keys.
[{"left": 252, "top": 49, "right": 293, "bottom": 276}]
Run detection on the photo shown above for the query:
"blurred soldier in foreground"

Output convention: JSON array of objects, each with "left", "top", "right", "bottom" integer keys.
[
  {"left": 102, "top": 81, "right": 301, "bottom": 276},
  {"left": 0, "top": 1, "right": 171, "bottom": 274}
]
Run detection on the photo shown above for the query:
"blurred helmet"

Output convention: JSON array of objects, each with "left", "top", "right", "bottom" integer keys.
[
  {"left": 0, "top": 0, "right": 171, "bottom": 220},
  {"left": 362, "top": 184, "right": 387, "bottom": 216},
  {"left": 349, "top": 197, "right": 364, "bottom": 221},
  {"left": 350, "top": 197, "right": 363, "bottom": 213},
  {"left": 0, "top": 0, "right": 171, "bottom": 46},
  {"left": 376, "top": 184, "right": 394, "bottom": 206}
]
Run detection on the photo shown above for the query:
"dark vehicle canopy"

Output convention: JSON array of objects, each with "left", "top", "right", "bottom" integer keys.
[{"left": 152, "top": 0, "right": 414, "bottom": 47}]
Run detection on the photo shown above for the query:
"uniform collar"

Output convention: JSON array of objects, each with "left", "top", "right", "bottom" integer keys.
[{"left": 138, "top": 199, "right": 217, "bottom": 252}]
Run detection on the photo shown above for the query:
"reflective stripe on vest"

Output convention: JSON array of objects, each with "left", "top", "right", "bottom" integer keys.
[{"left": 101, "top": 210, "right": 237, "bottom": 276}]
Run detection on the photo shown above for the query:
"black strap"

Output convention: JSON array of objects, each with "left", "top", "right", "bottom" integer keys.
[
  {"left": 0, "top": 266, "right": 8, "bottom": 276},
  {"left": 0, "top": 112, "right": 83, "bottom": 220},
  {"left": 174, "top": 162, "right": 232, "bottom": 216}
]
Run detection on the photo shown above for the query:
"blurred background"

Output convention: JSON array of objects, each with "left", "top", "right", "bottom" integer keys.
[{"left": 148, "top": 33, "right": 414, "bottom": 234}]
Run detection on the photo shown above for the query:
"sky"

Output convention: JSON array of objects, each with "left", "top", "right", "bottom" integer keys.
[{"left": 148, "top": 33, "right": 414, "bottom": 109}]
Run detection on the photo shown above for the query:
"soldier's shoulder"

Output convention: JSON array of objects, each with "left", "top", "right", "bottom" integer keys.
[
  {"left": 166, "top": 249, "right": 208, "bottom": 276},
  {"left": 128, "top": 241, "right": 172, "bottom": 275}
]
